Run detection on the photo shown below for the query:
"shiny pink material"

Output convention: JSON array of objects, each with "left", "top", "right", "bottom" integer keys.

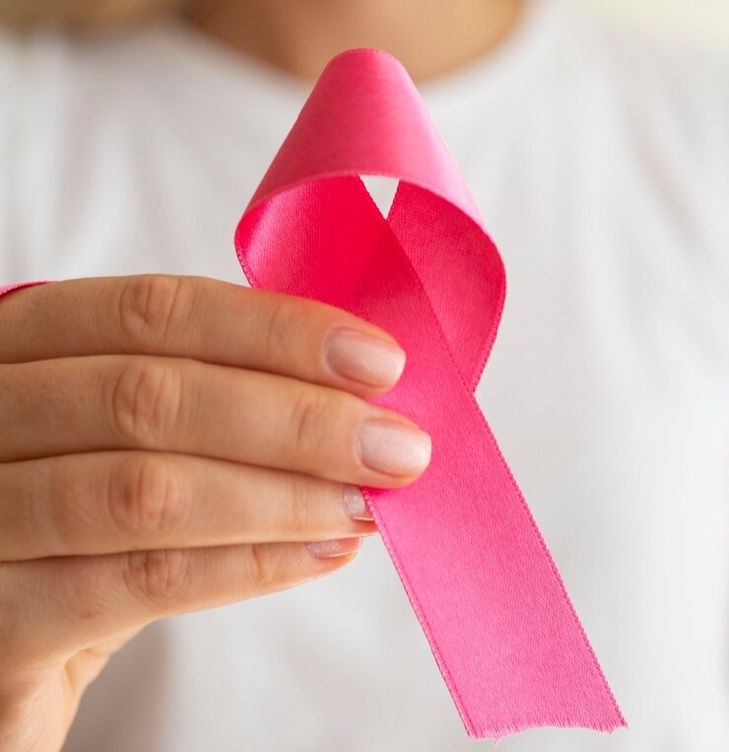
[
  {"left": 0, "top": 282, "right": 49, "bottom": 297},
  {"left": 234, "top": 49, "right": 625, "bottom": 738}
]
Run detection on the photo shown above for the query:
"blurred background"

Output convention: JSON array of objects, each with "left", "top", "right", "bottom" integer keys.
[
  {"left": 576, "top": 0, "right": 728, "bottom": 49},
  {"left": 2, "top": 0, "right": 727, "bottom": 50}
]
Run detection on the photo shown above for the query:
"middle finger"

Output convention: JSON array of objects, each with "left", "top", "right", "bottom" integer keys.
[{"left": 0, "top": 356, "right": 432, "bottom": 486}]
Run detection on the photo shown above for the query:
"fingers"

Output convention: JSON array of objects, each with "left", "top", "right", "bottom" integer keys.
[
  {"left": 0, "top": 275, "right": 406, "bottom": 397},
  {"left": 0, "top": 452, "right": 377, "bottom": 561},
  {"left": 0, "top": 356, "right": 432, "bottom": 486},
  {"left": 1, "top": 540, "right": 361, "bottom": 670}
]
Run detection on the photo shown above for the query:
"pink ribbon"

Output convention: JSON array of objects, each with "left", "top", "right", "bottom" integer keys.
[
  {"left": 236, "top": 49, "right": 624, "bottom": 738},
  {"left": 0, "top": 282, "right": 49, "bottom": 297}
]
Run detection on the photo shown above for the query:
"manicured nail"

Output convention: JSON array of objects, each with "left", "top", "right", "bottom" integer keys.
[
  {"left": 342, "top": 485, "right": 374, "bottom": 521},
  {"left": 325, "top": 328, "right": 406, "bottom": 388},
  {"left": 308, "top": 538, "right": 362, "bottom": 559},
  {"left": 356, "top": 419, "right": 432, "bottom": 477}
]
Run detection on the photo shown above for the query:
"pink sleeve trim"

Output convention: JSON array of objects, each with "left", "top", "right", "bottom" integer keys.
[{"left": 0, "top": 281, "right": 52, "bottom": 298}]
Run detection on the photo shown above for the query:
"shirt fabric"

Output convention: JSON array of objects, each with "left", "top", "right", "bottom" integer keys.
[{"left": 1, "top": 1, "right": 728, "bottom": 749}]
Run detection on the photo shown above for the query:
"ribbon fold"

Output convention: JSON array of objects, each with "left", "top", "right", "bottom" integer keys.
[{"left": 235, "top": 49, "right": 625, "bottom": 738}]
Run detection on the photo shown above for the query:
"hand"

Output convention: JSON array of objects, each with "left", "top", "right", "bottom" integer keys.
[{"left": 0, "top": 275, "right": 431, "bottom": 751}]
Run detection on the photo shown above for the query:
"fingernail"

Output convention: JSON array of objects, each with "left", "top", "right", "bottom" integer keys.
[
  {"left": 325, "top": 328, "right": 406, "bottom": 388},
  {"left": 356, "top": 419, "right": 432, "bottom": 477},
  {"left": 342, "top": 485, "right": 374, "bottom": 521},
  {"left": 308, "top": 538, "right": 362, "bottom": 559}
]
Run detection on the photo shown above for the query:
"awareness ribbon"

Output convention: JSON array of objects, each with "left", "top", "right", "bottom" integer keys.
[{"left": 235, "top": 49, "right": 625, "bottom": 739}]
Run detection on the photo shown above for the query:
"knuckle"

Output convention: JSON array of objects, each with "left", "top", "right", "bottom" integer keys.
[
  {"left": 247, "top": 545, "right": 281, "bottom": 592},
  {"left": 288, "top": 388, "right": 330, "bottom": 457},
  {"left": 109, "top": 359, "right": 184, "bottom": 446},
  {"left": 123, "top": 548, "right": 191, "bottom": 608},
  {"left": 109, "top": 455, "right": 186, "bottom": 544},
  {"left": 286, "top": 474, "right": 318, "bottom": 536},
  {"left": 117, "top": 275, "right": 187, "bottom": 347},
  {"left": 260, "top": 300, "right": 299, "bottom": 365}
]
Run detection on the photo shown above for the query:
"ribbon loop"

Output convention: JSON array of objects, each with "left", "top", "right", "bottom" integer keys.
[{"left": 235, "top": 48, "right": 624, "bottom": 739}]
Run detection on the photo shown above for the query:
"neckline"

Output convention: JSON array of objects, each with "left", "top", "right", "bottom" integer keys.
[
  {"left": 420, "top": 0, "right": 561, "bottom": 111},
  {"left": 156, "top": 0, "right": 560, "bottom": 112}
]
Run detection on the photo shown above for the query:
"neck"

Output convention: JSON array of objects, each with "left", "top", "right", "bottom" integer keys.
[{"left": 184, "top": 0, "right": 525, "bottom": 82}]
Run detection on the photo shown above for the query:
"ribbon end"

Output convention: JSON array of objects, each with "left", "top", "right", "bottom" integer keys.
[{"left": 466, "top": 709, "right": 628, "bottom": 741}]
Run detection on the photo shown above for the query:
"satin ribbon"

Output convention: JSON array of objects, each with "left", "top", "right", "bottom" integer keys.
[
  {"left": 237, "top": 49, "right": 624, "bottom": 739},
  {"left": 0, "top": 282, "right": 48, "bottom": 297}
]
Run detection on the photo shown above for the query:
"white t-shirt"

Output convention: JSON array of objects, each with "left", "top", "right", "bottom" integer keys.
[{"left": 1, "top": 1, "right": 728, "bottom": 749}]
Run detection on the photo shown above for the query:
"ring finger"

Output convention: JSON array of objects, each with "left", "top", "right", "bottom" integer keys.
[{"left": 0, "top": 451, "right": 377, "bottom": 561}]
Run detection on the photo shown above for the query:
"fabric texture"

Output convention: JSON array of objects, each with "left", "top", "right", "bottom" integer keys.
[{"left": 235, "top": 48, "right": 625, "bottom": 738}]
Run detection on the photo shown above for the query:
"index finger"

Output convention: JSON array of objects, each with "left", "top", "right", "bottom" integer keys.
[{"left": 0, "top": 275, "right": 406, "bottom": 395}]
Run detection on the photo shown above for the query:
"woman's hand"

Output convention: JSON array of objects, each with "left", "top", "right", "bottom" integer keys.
[{"left": 0, "top": 275, "right": 430, "bottom": 752}]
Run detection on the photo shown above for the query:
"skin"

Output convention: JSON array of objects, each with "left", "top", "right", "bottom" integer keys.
[
  {"left": 0, "top": 2, "right": 522, "bottom": 749},
  {"left": 184, "top": 0, "right": 525, "bottom": 82}
]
